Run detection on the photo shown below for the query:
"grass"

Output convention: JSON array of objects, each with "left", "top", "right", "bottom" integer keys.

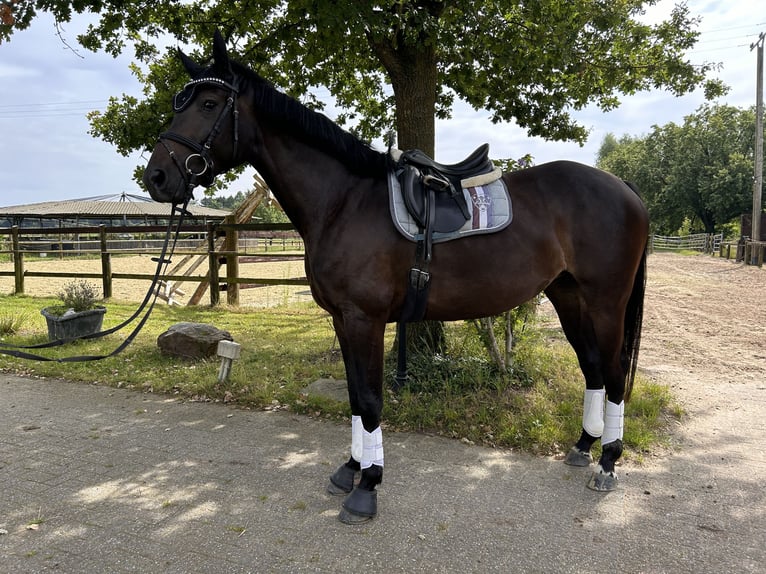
[
  {"left": 0, "top": 308, "right": 29, "bottom": 335},
  {"left": 0, "top": 293, "right": 679, "bottom": 459}
]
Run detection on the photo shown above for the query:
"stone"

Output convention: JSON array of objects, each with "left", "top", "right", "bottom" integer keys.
[
  {"left": 302, "top": 378, "right": 348, "bottom": 403},
  {"left": 157, "top": 322, "right": 233, "bottom": 359}
]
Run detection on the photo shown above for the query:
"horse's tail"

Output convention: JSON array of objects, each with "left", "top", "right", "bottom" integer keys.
[{"left": 623, "top": 180, "right": 647, "bottom": 402}]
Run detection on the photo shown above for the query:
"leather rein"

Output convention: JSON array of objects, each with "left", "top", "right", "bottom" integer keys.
[{"left": 0, "top": 77, "right": 241, "bottom": 363}]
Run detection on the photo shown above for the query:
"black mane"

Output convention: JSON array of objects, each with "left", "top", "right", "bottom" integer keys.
[{"left": 229, "top": 61, "right": 390, "bottom": 177}]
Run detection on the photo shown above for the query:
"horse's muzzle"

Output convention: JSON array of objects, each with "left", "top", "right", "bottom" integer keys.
[{"left": 143, "top": 165, "right": 187, "bottom": 204}]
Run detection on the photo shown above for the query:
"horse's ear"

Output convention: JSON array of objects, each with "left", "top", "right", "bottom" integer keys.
[
  {"left": 178, "top": 48, "right": 205, "bottom": 78},
  {"left": 212, "top": 30, "right": 232, "bottom": 77}
]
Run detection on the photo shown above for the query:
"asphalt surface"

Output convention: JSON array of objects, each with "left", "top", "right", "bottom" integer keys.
[{"left": 1, "top": 373, "right": 764, "bottom": 573}]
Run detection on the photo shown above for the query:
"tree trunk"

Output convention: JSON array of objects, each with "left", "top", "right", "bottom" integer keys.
[{"left": 369, "top": 30, "right": 446, "bottom": 356}]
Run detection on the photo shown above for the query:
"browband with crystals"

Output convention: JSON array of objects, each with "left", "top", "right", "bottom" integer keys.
[{"left": 173, "top": 76, "right": 239, "bottom": 112}]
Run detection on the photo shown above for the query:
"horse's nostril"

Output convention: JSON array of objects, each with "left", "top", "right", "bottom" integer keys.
[{"left": 146, "top": 168, "right": 166, "bottom": 190}]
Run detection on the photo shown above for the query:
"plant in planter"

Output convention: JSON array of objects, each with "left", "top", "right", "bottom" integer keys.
[{"left": 41, "top": 280, "right": 107, "bottom": 341}]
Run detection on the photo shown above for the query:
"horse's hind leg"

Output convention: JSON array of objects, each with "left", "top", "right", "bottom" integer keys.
[
  {"left": 584, "top": 324, "right": 627, "bottom": 492},
  {"left": 545, "top": 276, "right": 626, "bottom": 491}
]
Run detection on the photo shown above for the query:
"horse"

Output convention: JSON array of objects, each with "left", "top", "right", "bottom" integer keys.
[{"left": 143, "top": 32, "right": 649, "bottom": 524}]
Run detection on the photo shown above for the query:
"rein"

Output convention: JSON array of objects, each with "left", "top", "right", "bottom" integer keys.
[{"left": 0, "top": 202, "right": 192, "bottom": 362}]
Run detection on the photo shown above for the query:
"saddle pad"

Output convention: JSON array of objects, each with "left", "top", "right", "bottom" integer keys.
[{"left": 388, "top": 170, "right": 513, "bottom": 243}]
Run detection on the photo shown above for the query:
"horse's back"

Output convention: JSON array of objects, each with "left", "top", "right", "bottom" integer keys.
[{"left": 505, "top": 160, "right": 648, "bottom": 232}]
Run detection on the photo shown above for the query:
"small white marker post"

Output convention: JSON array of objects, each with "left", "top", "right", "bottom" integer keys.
[{"left": 217, "top": 340, "right": 241, "bottom": 383}]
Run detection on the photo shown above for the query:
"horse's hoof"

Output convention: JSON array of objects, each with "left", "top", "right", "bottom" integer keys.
[
  {"left": 564, "top": 447, "right": 593, "bottom": 467},
  {"left": 338, "top": 507, "right": 374, "bottom": 525},
  {"left": 587, "top": 467, "right": 618, "bottom": 492},
  {"left": 327, "top": 464, "right": 357, "bottom": 496},
  {"left": 338, "top": 488, "right": 377, "bottom": 524}
]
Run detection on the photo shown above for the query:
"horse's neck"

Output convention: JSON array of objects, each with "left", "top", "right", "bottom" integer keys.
[{"left": 248, "top": 131, "right": 377, "bottom": 242}]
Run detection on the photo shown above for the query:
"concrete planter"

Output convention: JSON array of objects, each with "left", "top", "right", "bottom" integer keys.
[{"left": 41, "top": 306, "right": 107, "bottom": 341}]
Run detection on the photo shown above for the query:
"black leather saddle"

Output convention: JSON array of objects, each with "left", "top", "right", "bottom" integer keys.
[{"left": 396, "top": 144, "right": 494, "bottom": 234}]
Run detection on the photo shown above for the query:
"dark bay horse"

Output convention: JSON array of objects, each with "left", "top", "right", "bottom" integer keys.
[{"left": 143, "top": 32, "right": 649, "bottom": 524}]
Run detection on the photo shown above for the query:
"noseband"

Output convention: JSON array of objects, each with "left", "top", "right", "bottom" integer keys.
[{"left": 158, "top": 76, "right": 241, "bottom": 199}]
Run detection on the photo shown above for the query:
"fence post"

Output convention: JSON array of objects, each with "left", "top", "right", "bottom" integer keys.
[
  {"left": 224, "top": 225, "right": 239, "bottom": 306},
  {"left": 99, "top": 225, "right": 113, "bottom": 299},
  {"left": 207, "top": 222, "right": 220, "bottom": 306},
  {"left": 11, "top": 225, "right": 24, "bottom": 294}
]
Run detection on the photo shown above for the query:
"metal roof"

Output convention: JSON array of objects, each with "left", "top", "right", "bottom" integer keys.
[{"left": 0, "top": 193, "right": 230, "bottom": 219}]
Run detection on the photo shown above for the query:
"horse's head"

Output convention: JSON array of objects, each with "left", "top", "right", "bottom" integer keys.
[{"left": 143, "top": 31, "right": 242, "bottom": 204}]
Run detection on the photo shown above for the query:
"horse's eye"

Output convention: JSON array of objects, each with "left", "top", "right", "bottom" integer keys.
[{"left": 203, "top": 100, "right": 217, "bottom": 111}]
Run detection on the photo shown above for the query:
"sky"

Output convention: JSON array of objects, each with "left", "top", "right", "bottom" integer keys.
[{"left": 0, "top": 1, "right": 763, "bottom": 206}]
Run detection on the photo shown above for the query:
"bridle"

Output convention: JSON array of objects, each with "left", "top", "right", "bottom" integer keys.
[{"left": 158, "top": 76, "right": 241, "bottom": 200}]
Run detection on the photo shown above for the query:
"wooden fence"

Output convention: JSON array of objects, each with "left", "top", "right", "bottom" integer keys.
[
  {"left": 719, "top": 239, "right": 766, "bottom": 267},
  {"left": 0, "top": 223, "right": 308, "bottom": 306}
]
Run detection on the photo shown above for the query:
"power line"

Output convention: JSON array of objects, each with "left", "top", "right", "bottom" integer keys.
[
  {"left": 0, "top": 99, "right": 107, "bottom": 109},
  {"left": 0, "top": 99, "right": 109, "bottom": 119}
]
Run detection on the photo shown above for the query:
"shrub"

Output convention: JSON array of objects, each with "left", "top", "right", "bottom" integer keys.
[{"left": 57, "top": 280, "right": 101, "bottom": 312}]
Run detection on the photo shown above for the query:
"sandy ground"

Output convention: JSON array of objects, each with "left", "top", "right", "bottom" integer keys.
[
  {"left": 0, "top": 254, "right": 313, "bottom": 308},
  {"left": 638, "top": 252, "right": 765, "bottom": 389}
]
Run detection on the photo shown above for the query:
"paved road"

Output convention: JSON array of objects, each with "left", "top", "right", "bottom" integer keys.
[{"left": 1, "top": 373, "right": 764, "bottom": 573}]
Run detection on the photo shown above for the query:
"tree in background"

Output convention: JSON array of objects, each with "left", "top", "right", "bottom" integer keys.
[
  {"left": 199, "top": 191, "right": 290, "bottom": 223},
  {"left": 597, "top": 103, "right": 758, "bottom": 235}
]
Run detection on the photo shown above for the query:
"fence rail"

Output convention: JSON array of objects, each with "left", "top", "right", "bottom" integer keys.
[
  {"left": 0, "top": 223, "right": 308, "bottom": 306},
  {"left": 650, "top": 233, "right": 723, "bottom": 253}
]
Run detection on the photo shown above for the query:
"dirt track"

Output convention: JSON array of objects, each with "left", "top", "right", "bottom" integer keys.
[
  {"left": 639, "top": 252, "right": 765, "bottom": 389},
  {"left": 4, "top": 252, "right": 764, "bottom": 374}
]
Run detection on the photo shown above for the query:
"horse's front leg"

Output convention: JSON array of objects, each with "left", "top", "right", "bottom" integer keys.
[{"left": 325, "top": 314, "right": 387, "bottom": 524}]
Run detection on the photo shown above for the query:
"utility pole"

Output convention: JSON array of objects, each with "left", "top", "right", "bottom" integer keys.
[{"left": 750, "top": 32, "right": 764, "bottom": 252}]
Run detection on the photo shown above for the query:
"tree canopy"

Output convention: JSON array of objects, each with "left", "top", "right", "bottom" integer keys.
[
  {"left": 2, "top": 0, "right": 722, "bottom": 170},
  {"left": 597, "top": 103, "right": 759, "bottom": 235}
]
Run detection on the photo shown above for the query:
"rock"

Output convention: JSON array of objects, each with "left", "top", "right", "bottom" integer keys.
[
  {"left": 157, "top": 322, "right": 233, "bottom": 359},
  {"left": 302, "top": 378, "right": 348, "bottom": 403}
]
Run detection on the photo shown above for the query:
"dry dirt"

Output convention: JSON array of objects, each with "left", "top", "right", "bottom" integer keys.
[
  {"left": 3, "top": 252, "right": 764, "bottom": 385},
  {"left": 638, "top": 252, "right": 766, "bottom": 391}
]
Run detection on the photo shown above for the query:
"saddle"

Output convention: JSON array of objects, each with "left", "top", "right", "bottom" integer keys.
[{"left": 396, "top": 143, "right": 495, "bottom": 234}]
